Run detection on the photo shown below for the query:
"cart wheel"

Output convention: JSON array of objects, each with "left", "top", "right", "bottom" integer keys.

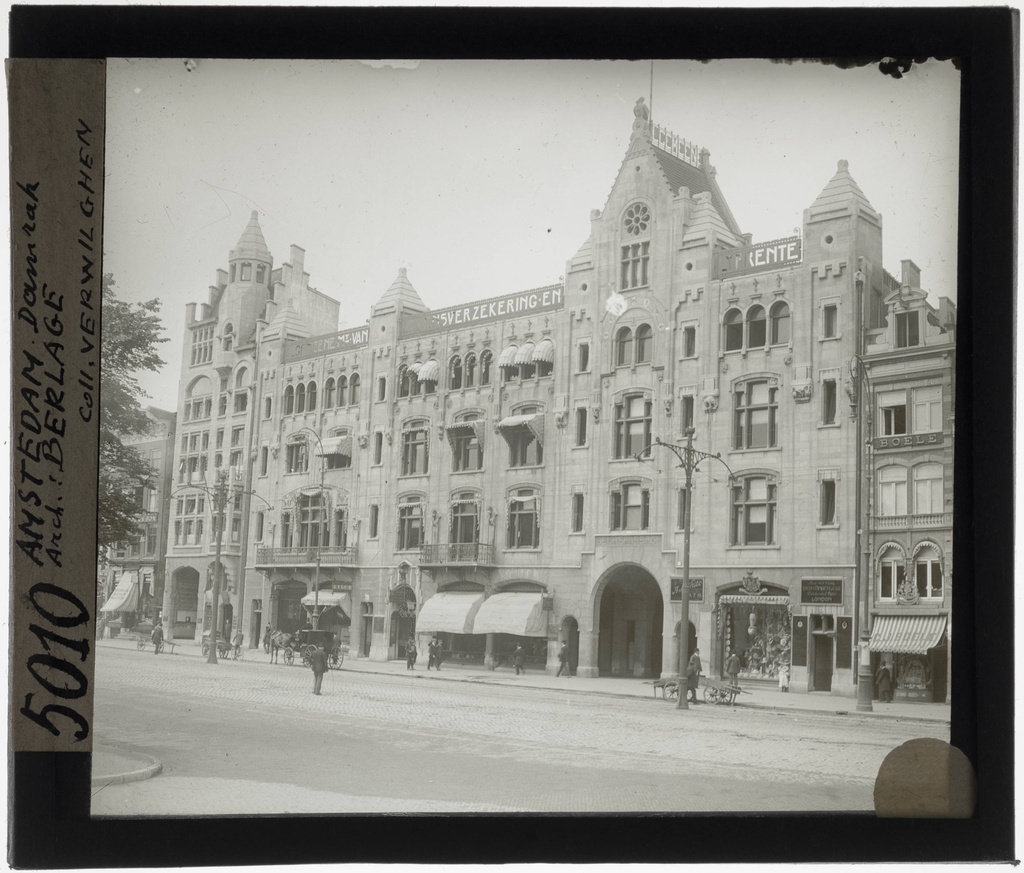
[
  {"left": 284, "top": 648, "right": 294, "bottom": 666},
  {"left": 665, "top": 682, "right": 679, "bottom": 701},
  {"left": 329, "top": 649, "right": 341, "bottom": 669},
  {"left": 703, "top": 686, "right": 718, "bottom": 704},
  {"left": 136, "top": 638, "right": 146, "bottom": 650}
]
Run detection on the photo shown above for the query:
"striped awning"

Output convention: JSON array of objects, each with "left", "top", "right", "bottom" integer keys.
[
  {"left": 718, "top": 595, "right": 791, "bottom": 606},
  {"left": 100, "top": 573, "right": 140, "bottom": 613},
  {"left": 497, "top": 344, "right": 519, "bottom": 368},
  {"left": 316, "top": 436, "right": 352, "bottom": 456},
  {"left": 300, "top": 589, "right": 349, "bottom": 608},
  {"left": 869, "top": 615, "right": 947, "bottom": 654},
  {"left": 416, "top": 591, "right": 486, "bottom": 634},
  {"left": 446, "top": 420, "right": 485, "bottom": 447},
  {"left": 472, "top": 592, "right": 547, "bottom": 637},
  {"left": 417, "top": 359, "right": 440, "bottom": 383},
  {"left": 498, "top": 413, "right": 544, "bottom": 444},
  {"left": 514, "top": 342, "right": 536, "bottom": 365},
  {"left": 407, "top": 361, "right": 423, "bottom": 375},
  {"left": 531, "top": 338, "right": 555, "bottom": 363}
]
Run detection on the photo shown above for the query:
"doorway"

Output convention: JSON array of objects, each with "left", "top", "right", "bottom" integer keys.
[
  {"left": 812, "top": 634, "right": 834, "bottom": 692},
  {"left": 561, "top": 616, "right": 580, "bottom": 675},
  {"left": 595, "top": 564, "right": 664, "bottom": 678}
]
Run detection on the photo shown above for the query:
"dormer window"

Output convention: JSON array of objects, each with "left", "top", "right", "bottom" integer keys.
[{"left": 895, "top": 311, "right": 920, "bottom": 348}]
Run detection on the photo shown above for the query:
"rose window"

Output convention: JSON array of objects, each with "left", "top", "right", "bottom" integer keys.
[{"left": 624, "top": 203, "right": 650, "bottom": 237}]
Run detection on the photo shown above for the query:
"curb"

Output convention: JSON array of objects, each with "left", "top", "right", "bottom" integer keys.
[{"left": 91, "top": 749, "right": 163, "bottom": 788}]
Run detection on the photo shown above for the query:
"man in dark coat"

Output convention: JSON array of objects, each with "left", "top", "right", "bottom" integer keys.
[
  {"left": 151, "top": 623, "right": 164, "bottom": 655},
  {"left": 513, "top": 645, "right": 527, "bottom": 675},
  {"left": 309, "top": 645, "right": 328, "bottom": 695},
  {"left": 427, "top": 638, "right": 442, "bottom": 670},
  {"left": 556, "top": 642, "right": 570, "bottom": 677},
  {"left": 875, "top": 663, "right": 893, "bottom": 702},
  {"left": 686, "top": 648, "right": 703, "bottom": 703},
  {"left": 405, "top": 636, "right": 417, "bottom": 670},
  {"left": 725, "top": 651, "right": 741, "bottom": 687}
]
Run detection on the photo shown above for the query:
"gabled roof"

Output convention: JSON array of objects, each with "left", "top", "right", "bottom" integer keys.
[
  {"left": 263, "top": 300, "right": 310, "bottom": 340},
  {"left": 650, "top": 146, "right": 741, "bottom": 236},
  {"left": 230, "top": 210, "right": 272, "bottom": 263},
  {"left": 373, "top": 268, "right": 428, "bottom": 315},
  {"left": 808, "top": 160, "right": 880, "bottom": 220}
]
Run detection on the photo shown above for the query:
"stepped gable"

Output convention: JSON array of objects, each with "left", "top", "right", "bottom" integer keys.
[
  {"left": 808, "top": 159, "right": 881, "bottom": 220},
  {"left": 230, "top": 210, "right": 272, "bottom": 263},
  {"left": 372, "top": 267, "right": 429, "bottom": 315}
]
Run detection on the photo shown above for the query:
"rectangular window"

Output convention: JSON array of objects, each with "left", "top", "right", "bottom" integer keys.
[
  {"left": 254, "top": 511, "right": 264, "bottom": 541},
  {"left": 676, "top": 487, "right": 690, "bottom": 530},
  {"left": 620, "top": 241, "right": 650, "bottom": 290},
  {"left": 297, "top": 494, "right": 326, "bottom": 548},
  {"left": 913, "top": 464, "right": 944, "bottom": 514},
  {"left": 733, "top": 381, "right": 778, "bottom": 449},
  {"left": 449, "top": 499, "right": 480, "bottom": 545},
  {"left": 260, "top": 446, "right": 269, "bottom": 476},
  {"left": 369, "top": 504, "right": 380, "bottom": 539},
  {"left": 682, "top": 326, "right": 696, "bottom": 358},
  {"left": 912, "top": 386, "right": 943, "bottom": 433},
  {"left": 823, "top": 304, "right": 838, "bottom": 338},
  {"left": 877, "top": 390, "right": 908, "bottom": 436},
  {"left": 325, "top": 450, "right": 351, "bottom": 470},
  {"left": 822, "top": 379, "right": 837, "bottom": 425},
  {"left": 451, "top": 429, "right": 483, "bottom": 472},
  {"left": 286, "top": 443, "right": 307, "bottom": 474},
  {"left": 231, "top": 516, "right": 242, "bottom": 544},
  {"left": 820, "top": 479, "right": 836, "bottom": 525},
  {"left": 145, "top": 524, "right": 158, "bottom": 555},
  {"left": 231, "top": 426, "right": 244, "bottom": 447},
  {"left": 234, "top": 392, "right": 248, "bottom": 414},
  {"left": 398, "top": 500, "right": 424, "bottom": 550},
  {"left": 916, "top": 559, "right": 943, "bottom": 599},
  {"left": 575, "top": 407, "right": 588, "bottom": 447},
  {"left": 506, "top": 491, "right": 540, "bottom": 549},
  {"left": 879, "top": 559, "right": 904, "bottom": 600},
  {"left": 506, "top": 427, "right": 543, "bottom": 468},
  {"left": 264, "top": 396, "right": 273, "bottom": 419},
  {"left": 334, "top": 509, "right": 348, "bottom": 550},
  {"left": 401, "top": 426, "right": 429, "bottom": 475},
  {"left": 614, "top": 395, "right": 652, "bottom": 459},
  {"left": 377, "top": 376, "right": 387, "bottom": 402},
  {"left": 611, "top": 484, "right": 650, "bottom": 531},
  {"left": 877, "top": 467, "right": 908, "bottom": 517},
  {"left": 895, "top": 311, "right": 920, "bottom": 348},
  {"left": 373, "top": 431, "right": 384, "bottom": 465},
  {"left": 571, "top": 493, "right": 584, "bottom": 533},
  {"left": 577, "top": 343, "right": 590, "bottom": 372},
  {"left": 681, "top": 395, "right": 695, "bottom": 432},
  {"left": 731, "top": 476, "right": 777, "bottom": 546}
]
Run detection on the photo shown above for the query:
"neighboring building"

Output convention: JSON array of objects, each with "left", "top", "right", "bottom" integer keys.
[
  {"left": 99, "top": 406, "right": 176, "bottom": 632},
  {"left": 162, "top": 98, "right": 954, "bottom": 699},
  {"left": 862, "top": 262, "right": 955, "bottom": 703}
]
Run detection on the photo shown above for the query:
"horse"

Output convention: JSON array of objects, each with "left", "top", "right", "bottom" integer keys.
[{"left": 269, "top": 630, "right": 294, "bottom": 664}]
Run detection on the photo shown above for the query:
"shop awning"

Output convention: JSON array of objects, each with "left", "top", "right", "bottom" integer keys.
[
  {"left": 300, "top": 590, "right": 349, "bottom": 608},
  {"left": 718, "top": 595, "right": 791, "bottom": 606},
  {"left": 100, "top": 573, "right": 140, "bottom": 613},
  {"left": 316, "top": 435, "right": 352, "bottom": 456},
  {"left": 869, "top": 615, "right": 947, "bottom": 654},
  {"left": 407, "top": 361, "right": 423, "bottom": 375},
  {"left": 531, "top": 338, "right": 555, "bottom": 363},
  {"left": 417, "top": 359, "right": 440, "bottom": 383},
  {"left": 416, "top": 591, "right": 486, "bottom": 634},
  {"left": 513, "top": 342, "right": 536, "bottom": 365},
  {"left": 498, "top": 413, "right": 545, "bottom": 444},
  {"left": 446, "top": 420, "right": 486, "bottom": 448},
  {"left": 472, "top": 592, "right": 547, "bottom": 637},
  {"left": 497, "top": 344, "right": 519, "bottom": 368}
]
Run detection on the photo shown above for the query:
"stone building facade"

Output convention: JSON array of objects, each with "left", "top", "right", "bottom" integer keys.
[{"left": 161, "top": 98, "right": 954, "bottom": 696}]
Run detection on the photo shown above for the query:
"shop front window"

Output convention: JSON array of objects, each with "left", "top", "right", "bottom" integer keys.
[{"left": 719, "top": 598, "right": 792, "bottom": 681}]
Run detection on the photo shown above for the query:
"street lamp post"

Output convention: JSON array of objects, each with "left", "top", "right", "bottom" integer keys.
[
  {"left": 640, "top": 430, "right": 733, "bottom": 710},
  {"left": 207, "top": 469, "right": 229, "bottom": 664},
  {"left": 300, "top": 427, "right": 326, "bottom": 630}
]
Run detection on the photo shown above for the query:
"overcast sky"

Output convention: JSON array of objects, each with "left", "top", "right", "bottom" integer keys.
[{"left": 104, "top": 58, "right": 960, "bottom": 411}]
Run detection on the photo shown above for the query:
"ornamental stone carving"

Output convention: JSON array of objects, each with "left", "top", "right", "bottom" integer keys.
[
  {"left": 357, "top": 433, "right": 369, "bottom": 449},
  {"left": 554, "top": 410, "right": 568, "bottom": 429},
  {"left": 791, "top": 382, "right": 813, "bottom": 402},
  {"left": 701, "top": 391, "right": 719, "bottom": 414}
]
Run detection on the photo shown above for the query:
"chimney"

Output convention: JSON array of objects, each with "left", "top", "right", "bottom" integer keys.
[
  {"left": 186, "top": 302, "right": 197, "bottom": 324},
  {"left": 900, "top": 259, "right": 922, "bottom": 290},
  {"left": 289, "top": 244, "right": 306, "bottom": 275}
]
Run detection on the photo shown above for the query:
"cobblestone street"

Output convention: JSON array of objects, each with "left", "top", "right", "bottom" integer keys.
[{"left": 92, "top": 644, "right": 948, "bottom": 815}]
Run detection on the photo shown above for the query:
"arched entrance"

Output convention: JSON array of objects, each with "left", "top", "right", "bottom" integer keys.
[
  {"left": 561, "top": 616, "right": 580, "bottom": 676},
  {"left": 388, "top": 584, "right": 417, "bottom": 660},
  {"left": 594, "top": 564, "right": 664, "bottom": 678},
  {"left": 169, "top": 566, "right": 199, "bottom": 639}
]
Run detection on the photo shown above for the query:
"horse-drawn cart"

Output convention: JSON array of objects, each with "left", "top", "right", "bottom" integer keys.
[{"left": 271, "top": 629, "right": 344, "bottom": 668}]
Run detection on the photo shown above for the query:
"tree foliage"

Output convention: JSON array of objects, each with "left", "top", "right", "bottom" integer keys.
[{"left": 98, "top": 274, "right": 168, "bottom": 549}]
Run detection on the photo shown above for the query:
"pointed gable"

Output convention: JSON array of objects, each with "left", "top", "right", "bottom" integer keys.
[
  {"left": 262, "top": 300, "right": 310, "bottom": 341},
  {"left": 807, "top": 160, "right": 881, "bottom": 223},
  {"left": 230, "top": 210, "right": 272, "bottom": 263},
  {"left": 373, "top": 268, "right": 428, "bottom": 316}
]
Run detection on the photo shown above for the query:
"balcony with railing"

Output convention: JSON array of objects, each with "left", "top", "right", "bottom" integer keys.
[
  {"left": 871, "top": 513, "right": 952, "bottom": 531},
  {"left": 419, "top": 542, "right": 496, "bottom": 567},
  {"left": 255, "top": 545, "right": 358, "bottom": 568}
]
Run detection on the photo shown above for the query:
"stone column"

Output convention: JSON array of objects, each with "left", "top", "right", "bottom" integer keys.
[
  {"left": 484, "top": 632, "right": 497, "bottom": 670},
  {"left": 576, "top": 624, "right": 598, "bottom": 678},
  {"left": 161, "top": 576, "right": 174, "bottom": 640}
]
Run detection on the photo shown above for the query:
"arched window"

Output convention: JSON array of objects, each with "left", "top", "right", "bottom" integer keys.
[
  {"left": 324, "top": 377, "right": 335, "bottom": 408},
  {"left": 337, "top": 375, "right": 348, "bottom": 407},
  {"left": 746, "top": 305, "right": 767, "bottom": 348},
  {"left": 635, "top": 324, "right": 653, "bottom": 364},
  {"left": 240, "top": 262, "right": 252, "bottom": 281},
  {"left": 222, "top": 323, "right": 234, "bottom": 352},
  {"left": 913, "top": 463, "right": 944, "bottom": 515},
  {"left": 255, "top": 263, "right": 266, "bottom": 284},
  {"left": 397, "top": 366, "right": 411, "bottom": 398},
  {"left": 235, "top": 367, "right": 248, "bottom": 389},
  {"left": 464, "top": 353, "right": 477, "bottom": 388},
  {"left": 615, "top": 327, "right": 633, "bottom": 367},
  {"left": 506, "top": 488, "right": 540, "bottom": 549},
  {"left": 878, "top": 466, "right": 908, "bottom": 517},
  {"left": 878, "top": 545, "right": 905, "bottom": 600},
  {"left": 914, "top": 545, "right": 944, "bottom": 599},
  {"left": 264, "top": 396, "right": 272, "bottom": 419},
  {"left": 306, "top": 380, "right": 317, "bottom": 412},
  {"left": 397, "top": 495, "right": 424, "bottom": 550},
  {"left": 770, "top": 302, "right": 791, "bottom": 345},
  {"left": 283, "top": 385, "right": 295, "bottom": 415},
  {"left": 723, "top": 309, "right": 743, "bottom": 352},
  {"left": 349, "top": 373, "right": 360, "bottom": 406},
  {"left": 401, "top": 419, "right": 430, "bottom": 476},
  {"left": 479, "top": 350, "right": 493, "bottom": 386},
  {"left": 450, "top": 355, "right": 463, "bottom": 390},
  {"left": 295, "top": 383, "right": 306, "bottom": 414}
]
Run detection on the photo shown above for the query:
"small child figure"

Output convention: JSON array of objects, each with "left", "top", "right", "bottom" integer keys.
[{"left": 778, "top": 662, "right": 790, "bottom": 692}]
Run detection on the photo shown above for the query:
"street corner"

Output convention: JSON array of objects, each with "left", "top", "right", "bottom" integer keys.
[{"left": 91, "top": 744, "right": 163, "bottom": 787}]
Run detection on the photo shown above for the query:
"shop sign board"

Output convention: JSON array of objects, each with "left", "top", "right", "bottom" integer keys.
[
  {"left": 285, "top": 325, "right": 370, "bottom": 362},
  {"left": 716, "top": 237, "right": 802, "bottom": 278},
  {"left": 670, "top": 577, "right": 704, "bottom": 603},
  {"left": 800, "top": 578, "right": 843, "bottom": 605},
  {"left": 400, "top": 285, "right": 564, "bottom": 338},
  {"left": 873, "top": 432, "right": 944, "bottom": 450}
]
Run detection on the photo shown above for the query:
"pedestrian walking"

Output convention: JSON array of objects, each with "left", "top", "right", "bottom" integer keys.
[
  {"left": 263, "top": 625, "right": 273, "bottom": 654},
  {"left": 556, "top": 642, "right": 571, "bottom": 677},
  {"left": 309, "top": 644, "right": 328, "bottom": 695},
  {"left": 150, "top": 622, "right": 164, "bottom": 655},
  {"left": 686, "top": 648, "right": 702, "bottom": 703},
  {"left": 513, "top": 645, "right": 526, "bottom": 675},
  {"left": 405, "top": 636, "right": 417, "bottom": 670},
  {"left": 778, "top": 662, "right": 790, "bottom": 692},
  {"left": 427, "top": 638, "right": 442, "bottom": 670},
  {"left": 232, "top": 629, "right": 244, "bottom": 658},
  {"left": 875, "top": 662, "right": 893, "bottom": 702},
  {"left": 725, "top": 651, "right": 740, "bottom": 687}
]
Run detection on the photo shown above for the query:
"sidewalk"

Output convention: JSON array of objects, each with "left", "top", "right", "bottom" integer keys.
[{"left": 97, "top": 636, "right": 951, "bottom": 724}]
